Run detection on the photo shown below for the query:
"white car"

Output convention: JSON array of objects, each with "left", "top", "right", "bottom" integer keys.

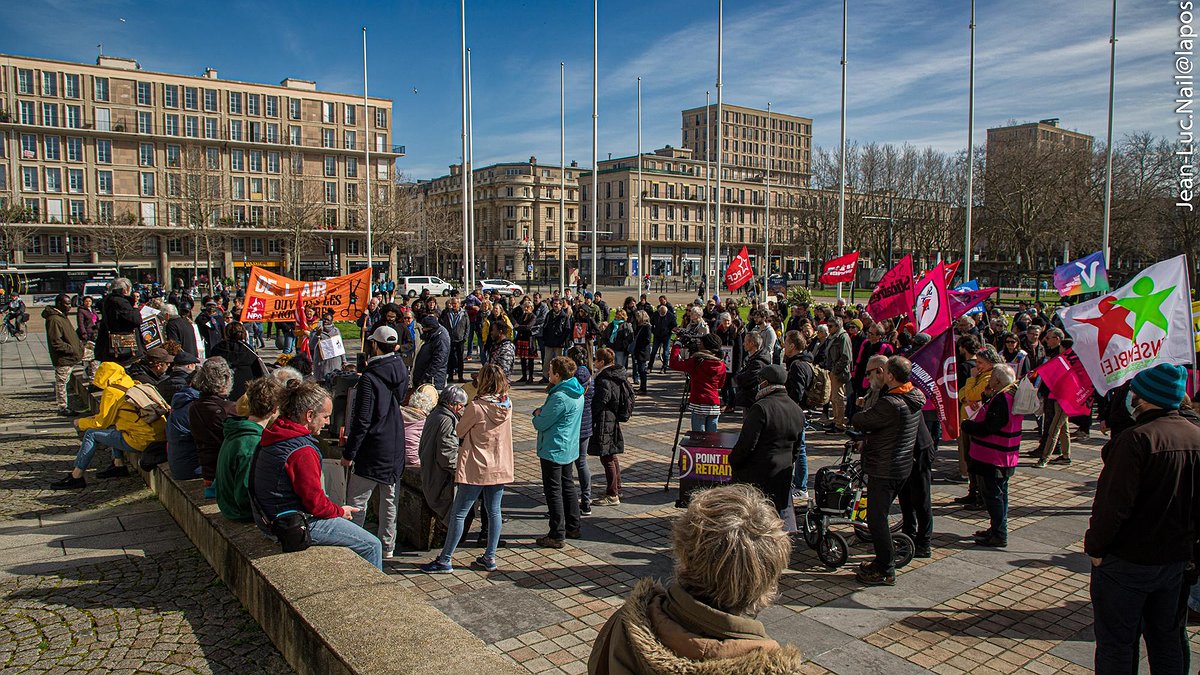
[
  {"left": 478, "top": 279, "right": 524, "bottom": 297},
  {"left": 397, "top": 276, "right": 453, "bottom": 297}
]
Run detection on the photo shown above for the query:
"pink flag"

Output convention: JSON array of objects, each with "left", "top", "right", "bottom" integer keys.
[
  {"left": 909, "top": 329, "right": 960, "bottom": 440},
  {"left": 948, "top": 286, "right": 999, "bottom": 321},
  {"left": 913, "top": 263, "right": 951, "bottom": 337},
  {"left": 1033, "top": 349, "right": 1093, "bottom": 417},
  {"left": 865, "top": 255, "right": 915, "bottom": 321}
]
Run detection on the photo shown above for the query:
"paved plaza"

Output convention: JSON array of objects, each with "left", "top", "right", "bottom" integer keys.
[{"left": 1, "top": 333, "right": 1198, "bottom": 673}]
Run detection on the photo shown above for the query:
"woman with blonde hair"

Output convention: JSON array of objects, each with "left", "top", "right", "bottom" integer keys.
[
  {"left": 588, "top": 484, "right": 801, "bottom": 674},
  {"left": 420, "top": 364, "right": 514, "bottom": 573}
]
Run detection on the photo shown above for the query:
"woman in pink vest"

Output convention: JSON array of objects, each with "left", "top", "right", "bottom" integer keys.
[{"left": 962, "top": 364, "right": 1020, "bottom": 548}]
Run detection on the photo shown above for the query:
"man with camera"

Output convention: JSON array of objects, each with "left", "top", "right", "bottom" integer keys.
[{"left": 850, "top": 356, "right": 925, "bottom": 586}]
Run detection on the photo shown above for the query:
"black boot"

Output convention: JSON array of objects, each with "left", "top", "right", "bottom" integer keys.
[{"left": 50, "top": 474, "right": 86, "bottom": 489}]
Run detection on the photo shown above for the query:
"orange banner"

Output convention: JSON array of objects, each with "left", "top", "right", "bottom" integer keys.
[{"left": 240, "top": 267, "right": 370, "bottom": 323}]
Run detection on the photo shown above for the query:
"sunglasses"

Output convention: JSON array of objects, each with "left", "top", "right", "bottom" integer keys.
[{"left": 868, "top": 366, "right": 884, "bottom": 374}]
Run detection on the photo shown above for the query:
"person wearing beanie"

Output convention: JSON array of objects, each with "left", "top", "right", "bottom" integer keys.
[
  {"left": 729, "top": 364, "right": 806, "bottom": 513},
  {"left": 412, "top": 313, "right": 450, "bottom": 389},
  {"left": 1086, "top": 363, "right": 1200, "bottom": 674}
]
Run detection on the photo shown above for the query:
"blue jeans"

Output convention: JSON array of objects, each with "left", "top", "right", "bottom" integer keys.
[
  {"left": 76, "top": 428, "right": 135, "bottom": 470},
  {"left": 576, "top": 438, "right": 592, "bottom": 505},
  {"left": 307, "top": 516, "right": 383, "bottom": 571},
  {"left": 280, "top": 333, "right": 296, "bottom": 355},
  {"left": 439, "top": 484, "right": 504, "bottom": 562},
  {"left": 974, "top": 465, "right": 1012, "bottom": 541},
  {"left": 653, "top": 339, "right": 670, "bottom": 370},
  {"left": 690, "top": 412, "right": 718, "bottom": 433},
  {"left": 632, "top": 359, "right": 649, "bottom": 388},
  {"left": 792, "top": 427, "right": 808, "bottom": 492}
]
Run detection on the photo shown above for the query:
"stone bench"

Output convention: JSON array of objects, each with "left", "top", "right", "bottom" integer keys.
[{"left": 142, "top": 466, "right": 521, "bottom": 675}]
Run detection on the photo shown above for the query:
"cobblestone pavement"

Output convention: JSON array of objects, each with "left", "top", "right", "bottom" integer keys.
[
  {"left": 0, "top": 341, "right": 291, "bottom": 674},
  {"left": 383, "top": 355, "right": 1200, "bottom": 674}
]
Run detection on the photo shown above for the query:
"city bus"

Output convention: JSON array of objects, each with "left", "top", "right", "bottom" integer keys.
[{"left": 0, "top": 264, "right": 117, "bottom": 304}]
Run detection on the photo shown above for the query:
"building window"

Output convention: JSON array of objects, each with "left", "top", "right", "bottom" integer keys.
[
  {"left": 64, "top": 73, "right": 80, "bottom": 99},
  {"left": 231, "top": 176, "right": 245, "bottom": 199},
  {"left": 97, "top": 170, "right": 113, "bottom": 194},
  {"left": 168, "top": 237, "right": 183, "bottom": 254},
  {"left": 247, "top": 93, "right": 260, "bottom": 116},
  {"left": 42, "top": 72, "right": 58, "bottom": 96},
  {"left": 345, "top": 157, "right": 357, "bottom": 178},
  {"left": 267, "top": 179, "right": 280, "bottom": 201},
  {"left": 346, "top": 183, "right": 358, "bottom": 203},
  {"left": 344, "top": 104, "right": 357, "bottom": 126},
  {"left": 166, "top": 144, "right": 180, "bottom": 168},
  {"left": 67, "top": 168, "right": 84, "bottom": 193},
  {"left": 41, "top": 103, "right": 59, "bottom": 127},
  {"left": 140, "top": 172, "right": 155, "bottom": 196},
  {"left": 139, "top": 143, "right": 155, "bottom": 167},
  {"left": 231, "top": 149, "right": 244, "bottom": 171},
  {"left": 250, "top": 177, "right": 263, "bottom": 198},
  {"left": 164, "top": 114, "right": 179, "bottom": 136},
  {"left": 229, "top": 119, "right": 243, "bottom": 141},
  {"left": 96, "top": 139, "right": 112, "bottom": 164},
  {"left": 65, "top": 137, "right": 83, "bottom": 162},
  {"left": 289, "top": 125, "right": 301, "bottom": 145},
  {"left": 265, "top": 123, "right": 279, "bottom": 143},
  {"left": 325, "top": 182, "right": 337, "bottom": 203},
  {"left": 69, "top": 201, "right": 85, "bottom": 222},
  {"left": 44, "top": 136, "right": 61, "bottom": 160},
  {"left": 206, "top": 147, "right": 220, "bottom": 169},
  {"left": 184, "top": 86, "right": 198, "bottom": 110},
  {"left": 375, "top": 108, "right": 386, "bottom": 128},
  {"left": 21, "top": 167, "right": 38, "bottom": 192},
  {"left": 65, "top": 105, "right": 82, "bottom": 129},
  {"left": 322, "top": 102, "right": 335, "bottom": 123},
  {"left": 93, "top": 76, "right": 109, "bottom": 102},
  {"left": 49, "top": 235, "right": 63, "bottom": 255},
  {"left": 265, "top": 95, "right": 278, "bottom": 118},
  {"left": 343, "top": 130, "right": 356, "bottom": 150},
  {"left": 322, "top": 129, "right": 335, "bottom": 148},
  {"left": 324, "top": 209, "right": 337, "bottom": 228},
  {"left": 203, "top": 88, "right": 218, "bottom": 112},
  {"left": 18, "top": 101, "right": 35, "bottom": 126},
  {"left": 267, "top": 151, "right": 280, "bottom": 174},
  {"left": 136, "top": 81, "right": 152, "bottom": 106},
  {"left": 185, "top": 116, "right": 199, "bottom": 137},
  {"left": 163, "top": 84, "right": 178, "bottom": 108},
  {"left": 136, "top": 110, "right": 151, "bottom": 134},
  {"left": 17, "top": 69, "right": 34, "bottom": 94},
  {"left": 324, "top": 156, "right": 336, "bottom": 177},
  {"left": 248, "top": 150, "right": 262, "bottom": 172},
  {"left": 229, "top": 91, "right": 243, "bottom": 114},
  {"left": 167, "top": 173, "right": 181, "bottom": 196},
  {"left": 97, "top": 201, "right": 113, "bottom": 222},
  {"left": 289, "top": 98, "right": 301, "bottom": 120}
]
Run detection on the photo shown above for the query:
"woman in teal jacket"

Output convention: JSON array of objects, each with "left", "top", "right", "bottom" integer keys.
[{"left": 532, "top": 355, "right": 586, "bottom": 548}]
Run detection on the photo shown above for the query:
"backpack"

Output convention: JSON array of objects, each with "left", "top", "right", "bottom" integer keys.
[
  {"left": 617, "top": 378, "right": 636, "bottom": 422},
  {"left": 613, "top": 322, "right": 634, "bottom": 351},
  {"left": 122, "top": 383, "right": 171, "bottom": 423},
  {"left": 806, "top": 363, "right": 831, "bottom": 409}
]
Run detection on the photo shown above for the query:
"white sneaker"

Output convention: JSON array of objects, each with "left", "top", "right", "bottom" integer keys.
[
  {"left": 791, "top": 489, "right": 809, "bottom": 503},
  {"left": 383, "top": 551, "right": 394, "bottom": 560}
]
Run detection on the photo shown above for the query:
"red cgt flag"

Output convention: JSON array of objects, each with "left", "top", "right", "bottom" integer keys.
[
  {"left": 819, "top": 251, "right": 859, "bottom": 284},
  {"left": 943, "top": 260, "right": 961, "bottom": 286},
  {"left": 724, "top": 246, "right": 754, "bottom": 291}
]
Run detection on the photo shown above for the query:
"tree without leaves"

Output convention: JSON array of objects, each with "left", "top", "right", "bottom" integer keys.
[
  {"left": 276, "top": 151, "right": 327, "bottom": 278},
  {"left": 88, "top": 212, "right": 149, "bottom": 276},
  {"left": 180, "top": 145, "right": 226, "bottom": 286}
]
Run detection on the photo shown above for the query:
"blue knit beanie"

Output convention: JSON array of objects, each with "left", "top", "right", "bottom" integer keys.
[{"left": 1130, "top": 364, "right": 1188, "bottom": 410}]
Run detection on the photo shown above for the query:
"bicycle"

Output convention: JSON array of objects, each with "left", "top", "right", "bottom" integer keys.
[
  {"left": 0, "top": 314, "right": 29, "bottom": 343},
  {"left": 800, "top": 431, "right": 913, "bottom": 570}
]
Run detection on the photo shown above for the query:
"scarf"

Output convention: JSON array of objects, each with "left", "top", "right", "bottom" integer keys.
[{"left": 755, "top": 384, "right": 787, "bottom": 401}]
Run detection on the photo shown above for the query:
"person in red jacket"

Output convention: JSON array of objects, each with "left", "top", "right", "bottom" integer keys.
[
  {"left": 670, "top": 333, "right": 728, "bottom": 432},
  {"left": 250, "top": 382, "right": 383, "bottom": 570}
]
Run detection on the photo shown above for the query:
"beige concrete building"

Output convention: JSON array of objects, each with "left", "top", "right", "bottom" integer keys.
[
  {"left": 423, "top": 157, "right": 585, "bottom": 283},
  {"left": 680, "top": 103, "right": 813, "bottom": 187},
  {"left": 580, "top": 145, "right": 953, "bottom": 284},
  {"left": 0, "top": 52, "right": 404, "bottom": 288},
  {"left": 986, "top": 118, "right": 1094, "bottom": 156}
]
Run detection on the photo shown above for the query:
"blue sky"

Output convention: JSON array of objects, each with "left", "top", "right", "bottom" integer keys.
[{"left": 2, "top": 0, "right": 1174, "bottom": 180}]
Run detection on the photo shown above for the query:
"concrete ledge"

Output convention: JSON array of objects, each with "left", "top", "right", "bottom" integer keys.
[{"left": 143, "top": 466, "right": 521, "bottom": 675}]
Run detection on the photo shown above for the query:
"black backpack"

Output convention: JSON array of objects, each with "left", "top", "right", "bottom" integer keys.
[{"left": 617, "top": 378, "right": 635, "bottom": 422}]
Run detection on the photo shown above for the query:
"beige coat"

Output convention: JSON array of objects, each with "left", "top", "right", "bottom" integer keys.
[
  {"left": 454, "top": 396, "right": 514, "bottom": 486},
  {"left": 589, "top": 579, "right": 802, "bottom": 675}
]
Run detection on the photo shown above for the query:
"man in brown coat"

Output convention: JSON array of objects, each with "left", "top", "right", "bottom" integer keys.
[{"left": 43, "top": 294, "right": 83, "bottom": 416}]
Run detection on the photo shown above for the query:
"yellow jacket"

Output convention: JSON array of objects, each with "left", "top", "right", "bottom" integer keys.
[
  {"left": 959, "top": 369, "right": 992, "bottom": 415},
  {"left": 481, "top": 313, "right": 513, "bottom": 344},
  {"left": 77, "top": 362, "right": 166, "bottom": 451}
]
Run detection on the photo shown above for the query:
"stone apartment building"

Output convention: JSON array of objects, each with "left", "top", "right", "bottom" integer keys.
[
  {"left": 0, "top": 52, "right": 404, "bottom": 287},
  {"left": 423, "top": 158, "right": 586, "bottom": 283}
]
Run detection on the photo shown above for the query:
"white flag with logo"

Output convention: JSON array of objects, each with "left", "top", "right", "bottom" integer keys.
[{"left": 1059, "top": 255, "right": 1194, "bottom": 395}]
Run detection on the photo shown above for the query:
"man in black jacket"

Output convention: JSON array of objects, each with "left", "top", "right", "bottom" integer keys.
[
  {"left": 439, "top": 297, "right": 469, "bottom": 383},
  {"left": 734, "top": 332, "right": 769, "bottom": 410},
  {"left": 163, "top": 305, "right": 199, "bottom": 358},
  {"left": 729, "top": 364, "right": 805, "bottom": 512},
  {"left": 782, "top": 330, "right": 814, "bottom": 500},
  {"left": 95, "top": 278, "right": 143, "bottom": 363},
  {"left": 540, "top": 298, "right": 571, "bottom": 384},
  {"left": 1086, "top": 364, "right": 1200, "bottom": 674},
  {"left": 342, "top": 326, "right": 408, "bottom": 559},
  {"left": 649, "top": 304, "right": 677, "bottom": 373},
  {"left": 851, "top": 356, "right": 926, "bottom": 586},
  {"left": 412, "top": 315, "right": 450, "bottom": 389}
]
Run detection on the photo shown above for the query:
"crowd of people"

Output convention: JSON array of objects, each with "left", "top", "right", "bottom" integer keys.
[{"left": 35, "top": 275, "right": 1200, "bottom": 673}]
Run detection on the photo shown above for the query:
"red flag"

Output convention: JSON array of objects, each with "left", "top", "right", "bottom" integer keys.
[
  {"left": 819, "top": 251, "right": 859, "bottom": 284},
  {"left": 294, "top": 291, "right": 309, "bottom": 332},
  {"left": 909, "top": 329, "right": 960, "bottom": 440},
  {"left": 1032, "top": 349, "right": 1093, "bottom": 416},
  {"left": 948, "top": 286, "right": 999, "bottom": 320},
  {"left": 943, "top": 260, "right": 961, "bottom": 286},
  {"left": 724, "top": 246, "right": 753, "bottom": 291},
  {"left": 865, "top": 255, "right": 915, "bottom": 321},
  {"left": 913, "top": 263, "right": 952, "bottom": 337}
]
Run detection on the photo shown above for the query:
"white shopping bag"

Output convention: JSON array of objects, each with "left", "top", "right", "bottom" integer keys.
[{"left": 1012, "top": 376, "right": 1042, "bottom": 416}]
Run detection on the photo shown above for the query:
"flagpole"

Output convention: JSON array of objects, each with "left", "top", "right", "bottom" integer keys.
[
  {"left": 590, "top": 0, "right": 599, "bottom": 292},
  {"left": 764, "top": 101, "right": 771, "bottom": 283},
  {"left": 362, "top": 27, "right": 373, "bottom": 277},
  {"left": 637, "top": 77, "right": 643, "bottom": 289},
  {"left": 459, "top": 0, "right": 469, "bottom": 289},
  {"left": 836, "top": 0, "right": 847, "bottom": 300},
  {"left": 1101, "top": 0, "right": 1117, "bottom": 268},
  {"left": 715, "top": 0, "right": 724, "bottom": 294},
  {"left": 467, "top": 48, "right": 476, "bottom": 289},
  {"left": 964, "top": 0, "right": 976, "bottom": 281},
  {"left": 560, "top": 61, "right": 566, "bottom": 296},
  {"left": 704, "top": 90, "right": 712, "bottom": 300}
]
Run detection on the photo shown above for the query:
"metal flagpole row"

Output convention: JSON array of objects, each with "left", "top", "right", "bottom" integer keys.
[
  {"left": 467, "top": 48, "right": 476, "bottom": 290},
  {"left": 715, "top": 0, "right": 724, "bottom": 292},
  {"left": 964, "top": 0, "right": 976, "bottom": 281},
  {"left": 836, "top": 0, "right": 847, "bottom": 300},
  {"left": 362, "top": 27, "right": 373, "bottom": 276},
  {"left": 560, "top": 62, "right": 567, "bottom": 296},
  {"left": 636, "top": 77, "right": 643, "bottom": 290},
  {"left": 591, "top": 0, "right": 599, "bottom": 292},
  {"left": 459, "top": 0, "right": 469, "bottom": 290}
]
